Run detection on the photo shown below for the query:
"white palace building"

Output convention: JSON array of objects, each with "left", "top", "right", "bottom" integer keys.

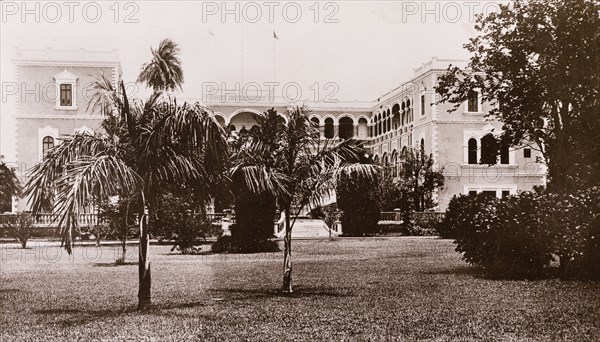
[{"left": 8, "top": 48, "right": 546, "bottom": 213}]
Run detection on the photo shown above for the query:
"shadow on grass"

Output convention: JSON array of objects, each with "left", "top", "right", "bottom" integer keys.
[
  {"left": 424, "top": 265, "right": 560, "bottom": 280},
  {"left": 423, "top": 265, "right": 480, "bottom": 276},
  {"left": 209, "top": 286, "right": 352, "bottom": 300},
  {"left": 32, "top": 286, "right": 352, "bottom": 326},
  {"left": 35, "top": 307, "right": 139, "bottom": 327},
  {"left": 93, "top": 262, "right": 138, "bottom": 267}
]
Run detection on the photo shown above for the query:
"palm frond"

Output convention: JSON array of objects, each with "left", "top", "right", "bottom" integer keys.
[
  {"left": 24, "top": 132, "right": 119, "bottom": 214},
  {"left": 53, "top": 155, "right": 142, "bottom": 253}
]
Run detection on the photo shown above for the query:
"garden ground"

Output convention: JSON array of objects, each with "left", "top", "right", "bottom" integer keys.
[{"left": 1, "top": 238, "right": 598, "bottom": 341}]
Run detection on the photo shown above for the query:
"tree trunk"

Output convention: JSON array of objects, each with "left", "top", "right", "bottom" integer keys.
[
  {"left": 121, "top": 202, "right": 130, "bottom": 262},
  {"left": 282, "top": 208, "right": 293, "bottom": 293},
  {"left": 95, "top": 225, "right": 101, "bottom": 247},
  {"left": 138, "top": 205, "right": 151, "bottom": 310}
]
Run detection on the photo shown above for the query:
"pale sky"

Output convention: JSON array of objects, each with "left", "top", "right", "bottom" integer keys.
[{"left": 0, "top": 0, "right": 507, "bottom": 160}]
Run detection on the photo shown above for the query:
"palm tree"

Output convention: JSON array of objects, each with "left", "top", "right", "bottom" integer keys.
[
  {"left": 137, "top": 38, "right": 184, "bottom": 92},
  {"left": 0, "top": 156, "right": 20, "bottom": 211},
  {"left": 230, "top": 106, "right": 377, "bottom": 292},
  {"left": 25, "top": 65, "right": 227, "bottom": 309}
]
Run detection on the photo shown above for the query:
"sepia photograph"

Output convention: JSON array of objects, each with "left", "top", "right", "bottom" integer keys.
[{"left": 0, "top": 0, "right": 599, "bottom": 340}]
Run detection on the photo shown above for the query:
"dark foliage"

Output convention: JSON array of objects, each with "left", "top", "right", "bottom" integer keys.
[
  {"left": 1, "top": 212, "right": 33, "bottom": 248},
  {"left": 212, "top": 228, "right": 280, "bottom": 254},
  {"left": 151, "top": 193, "right": 222, "bottom": 253},
  {"left": 436, "top": 0, "right": 600, "bottom": 192},
  {"left": 336, "top": 170, "right": 380, "bottom": 236},
  {"left": 450, "top": 192, "right": 553, "bottom": 278},
  {"left": 444, "top": 188, "right": 600, "bottom": 279}
]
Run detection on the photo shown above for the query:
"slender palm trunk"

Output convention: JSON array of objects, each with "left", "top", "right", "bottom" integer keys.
[
  {"left": 121, "top": 202, "right": 130, "bottom": 261},
  {"left": 138, "top": 202, "right": 151, "bottom": 310},
  {"left": 282, "top": 207, "right": 293, "bottom": 293}
]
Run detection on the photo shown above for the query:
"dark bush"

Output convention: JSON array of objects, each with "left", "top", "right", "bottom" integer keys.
[
  {"left": 540, "top": 187, "right": 600, "bottom": 279},
  {"left": 450, "top": 192, "right": 553, "bottom": 278},
  {"left": 1, "top": 213, "right": 33, "bottom": 248},
  {"left": 438, "top": 194, "right": 477, "bottom": 239},
  {"left": 378, "top": 223, "right": 438, "bottom": 236},
  {"left": 337, "top": 170, "right": 380, "bottom": 236}
]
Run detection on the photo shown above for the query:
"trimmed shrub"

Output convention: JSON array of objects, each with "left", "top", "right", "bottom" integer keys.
[
  {"left": 337, "top": 171, "right": 380, "bottom": 236},
  {"left": 444, "top": 188, "right": 600, "bottom": 280},
  {"left": 450, "top": 192, "right": 553, "bottom": 278}
]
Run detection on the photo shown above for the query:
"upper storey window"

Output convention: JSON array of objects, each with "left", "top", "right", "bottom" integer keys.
[
  {"left": 53, "top": 69, "right": 78, "bottom": 110},
  {"left": 60, "top": 84, "right": 72, "bottom": 106},
  {"left": 466, "top": 90, "right": 480, "bottom": 113}
]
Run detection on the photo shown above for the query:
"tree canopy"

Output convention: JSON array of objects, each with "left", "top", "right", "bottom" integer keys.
[{"left": 436, "top": 0, "right": 600, "bottom": 192}]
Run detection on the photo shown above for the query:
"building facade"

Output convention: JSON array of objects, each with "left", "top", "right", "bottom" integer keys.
[
  {"left": 11, "top": 48, "right": 122, "bottom": 211},
  {"left": 10, "top": 50, "right": 544, "bottom": 212}
]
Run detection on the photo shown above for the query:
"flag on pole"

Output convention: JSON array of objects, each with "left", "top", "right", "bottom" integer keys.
[{"left": 273, "top": 30, "right": 279, "bottom": 40}]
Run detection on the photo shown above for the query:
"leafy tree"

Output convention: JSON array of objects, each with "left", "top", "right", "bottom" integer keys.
[
  {"left": 24, "top": 39, "right": 227, "bottom": 310},
  {"left": 97, "top": 196, "right": 137, "bottom": 263},
  {"left": 230, "top": 106, "right": 377, "bottom": 292},
  {"left": 2, "top": 212, "right": 33, "bottom": 249},
  {"left": 436, "top": 0, "right": 600, "bottom": 192},
  {"left": 0, "top": 156, "right": 20, "bottom": 212}
]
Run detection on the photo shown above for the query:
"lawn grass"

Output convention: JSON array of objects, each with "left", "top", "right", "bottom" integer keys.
[{"left": 1, "top": 238, "right": 599, "bottom": 341}]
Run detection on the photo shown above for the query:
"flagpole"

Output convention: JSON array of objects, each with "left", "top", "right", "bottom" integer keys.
[
  {"left": 272, "top": 32, "right": 276, "bottom": 82},
  {"left": 208, "top": 29, "right": 212, "bottom": 83},
  {"left": 241, "top": 21, "right": 244, "bottom": 85}
]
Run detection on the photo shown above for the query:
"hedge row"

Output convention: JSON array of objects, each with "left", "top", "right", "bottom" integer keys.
[{"left": 439, "top": 188, "right": 600, "bottom": 279}]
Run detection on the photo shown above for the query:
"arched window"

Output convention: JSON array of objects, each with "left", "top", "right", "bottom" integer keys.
[
  {"left": 392, "top": 104, "right": 400, "bottom": 129},
  {"left": 378, "top": 115, "right": 382, "bottom": 136},
  {"left": 468, "top": 138, "right": 478, "bottom": 164},
  {"left": 406, "top": 100, "right": 412, "bottom": 122},
  {"left": 310, "top": 117, "right": 320, "bottom": 127},
  {"left": 42, "top": 136, "right": 54, "bottom": 154},
  {"left": 480, "top": 133, "right": 498, "bottom": 165},
  {"left": 339, "top": 117, "right": 354, "bottom": 139},
  {"left": 324, "top": 118, "right": 334, "bottom": 139},
  {"left": 358, "top": 118, "right": 368, "bottom": 139}
]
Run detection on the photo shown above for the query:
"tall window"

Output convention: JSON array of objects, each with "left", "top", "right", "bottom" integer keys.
[
  {"left": 420, "top": 138, "right": 425, "bottom": 157},
  {"left": 467, "top": 90, "right": 479, "bottom": 112},
  {"left": 420, "top": 94, "right": 426, "bottom": 116},
  {"left": 480, "top": 134, "right": 498, "bottom": 165},
  {"left": 500, "top": 143, "right": 509, "bottom": 164},
  {"left": 42, "top": 136, "right": 54, "bottom": 154},
  {"left": 60, "top": 84, "right": 72, "bottom": 106},
  {"left": 468, "top": 138, "right": 478, "bottom": 164},
  {"left": 324, "top": 118, "right": 334, "bottom": 139},
  {"left": 524, "top": 148, "right": 531, "bottom": 158},
  {"left": 338, "top": 117, "right": 354, "bottom": 139}
]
